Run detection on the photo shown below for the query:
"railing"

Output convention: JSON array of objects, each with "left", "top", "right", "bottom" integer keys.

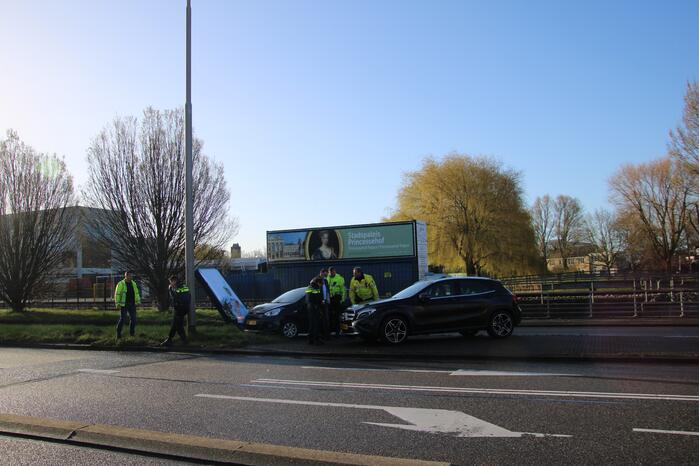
[{"left": 517, "top": 288, "right": 698, "bottom": 319}]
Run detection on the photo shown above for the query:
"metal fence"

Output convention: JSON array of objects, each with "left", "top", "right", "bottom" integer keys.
[{"left": 502, "top": 273, "right": 698, "bottom": 319}]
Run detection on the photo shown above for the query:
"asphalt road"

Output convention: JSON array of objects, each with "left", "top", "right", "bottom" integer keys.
[{"left": 0, "top": 341, "right": 697, "bottom": 465}]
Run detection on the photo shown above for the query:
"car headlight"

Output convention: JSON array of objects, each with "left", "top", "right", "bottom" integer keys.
[
  {"left": 264, "top": 308, "right": 282, "bottom": 317},
  {"left": 356, "top": 308, "right": 376, "bottom": 320}
]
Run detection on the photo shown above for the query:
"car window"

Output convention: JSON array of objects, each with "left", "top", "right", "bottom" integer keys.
[
  {"left": 271, "top": 287, "right": 306, "bottom": 303},
  {"left": 425, "top": 281, "right": 455, "bottom": 298},
  {"left": 456, "top": 280, "right": 495, "bottom": 295}
]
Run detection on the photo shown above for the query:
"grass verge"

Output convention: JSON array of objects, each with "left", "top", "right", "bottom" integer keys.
[{"left": 0, "top": 308, "right": 274, "bottom": 348}]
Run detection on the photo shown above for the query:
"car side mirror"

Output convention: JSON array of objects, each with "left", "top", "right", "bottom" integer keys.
[{"left": 418, "top": 293, "right": 431, "bottom": 302}]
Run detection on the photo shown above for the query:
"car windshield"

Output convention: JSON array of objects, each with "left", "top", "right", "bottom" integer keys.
[
  {"left": 271, "top": 287, "right": 306, "bottom": 303},
  {"left": 391, "top": 281, "right": 432, "bottom": 299}
]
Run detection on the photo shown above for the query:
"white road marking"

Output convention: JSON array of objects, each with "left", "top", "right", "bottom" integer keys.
[
  {"left": 633, "top": 428, "right": 699, "bottom": 436},
  {"left": 450, "top": 370, "right": 578, "bottom": 377},
  {"left": 195, "top": 394, "right": 570, "bottom": 438},
  {"left": 250, "top": 379, "right": 698, "bottom": 402},
  {"left": 301, "top": 366, "right": 451, "bottom": 374},
  {"left": 301, "top": 366, "right": 578, "bottom": 377},
  {"left": 77, "top": 369, "right": 120, "bottom": 374}
]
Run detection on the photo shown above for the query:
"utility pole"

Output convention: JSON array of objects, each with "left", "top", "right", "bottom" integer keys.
[{"left": 185, "top": 0, "right": 196, "bottom": 329}]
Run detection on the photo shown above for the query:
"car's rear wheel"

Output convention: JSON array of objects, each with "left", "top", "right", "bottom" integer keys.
[
  {"left": 381, "top": 316, "right": 408, "bottom": 344},
  {"left": 486, "top": 311, "right": 514, "bottom": 338},
  {"left": 281, "top": 321, "right": 299, "bottom": 339},
  {"left": 459, "top": 329, "right": 479, "bottom": 337}
]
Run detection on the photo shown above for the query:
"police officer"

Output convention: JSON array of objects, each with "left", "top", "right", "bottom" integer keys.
[
  {"left": 349, "top": 267, "right": 379, "bottom": 305},
  {"left": 327, "top": 266, "right": 346, "bottom": 335},
  {"left": 305, "top": 276, "right": 324, "bottom": 345},
  {"left": 161, "top": 275, "right": 190, "bottom": 346},
  {"left": 319, "top": 268, "right": 331, "bottom": 339},
  {"left": 114, "top": 271, "right": 141, "bottom": 339}
]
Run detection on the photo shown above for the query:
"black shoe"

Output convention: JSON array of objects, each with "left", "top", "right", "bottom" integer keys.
[{"left": 160, "top": 339, "right": 173, "bottom": 347}]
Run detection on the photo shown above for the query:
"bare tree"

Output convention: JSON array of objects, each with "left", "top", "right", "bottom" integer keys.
[
  {"left": 0, "top": 131, "right": 75, "bottom": 312},
  {"left": 668, "top": 81, "right": 699, "bottom": 249},
  {"left": 553, "top": 195, "right": 584, "bottom": 270},
  {"left": 242, "top": 248, "right": 267, "bottom": 259},
  {"left": 668, "top": 81, "right": 699, "bottom": 181},
  {"left": 609, "top": 156, "right": 690, "bottom": 272},
  {"left": 584, "top": 209, "right": 624, "bottom": 274},
  {"left": 83, "top": 108, "right": 238, "bottom": 310},
  {"left": 531, "top": 195, "right": 555, "bottom": 270}
]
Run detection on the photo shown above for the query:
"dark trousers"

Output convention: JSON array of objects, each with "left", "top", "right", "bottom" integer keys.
[
  {"left": 321, "top": 302, "right": 331, "bottom": 338},
  {"left": 116, "top": 303, "right": 136, "bottom": 337},
  {"left": 168, "top": 313, "right": 188, "bottom": 342},
  {"left": 307, "top": 305, "right": 321, "bottom": 343},
  {"left": 329, "top": 295, "right": 343, "bottom": 334}
]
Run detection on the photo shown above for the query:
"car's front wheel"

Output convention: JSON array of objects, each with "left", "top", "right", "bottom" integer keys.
[
  {"left": 281, "top": 321, "right": 299, "bottom": 339},
  {"left": 486, "top": 311, "right": 514, "bottom": 338},
  {"left": 381, "top": 316, "right": 409, "bottom": 344}
]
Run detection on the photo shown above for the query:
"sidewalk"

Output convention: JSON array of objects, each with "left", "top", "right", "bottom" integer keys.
[{"left": 1, "top": 318, "right": 696, "bottom": 363}]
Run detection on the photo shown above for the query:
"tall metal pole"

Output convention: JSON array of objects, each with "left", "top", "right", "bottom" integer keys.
[{"left": 185, "top": 0, "right": 196, "bottom": 329}]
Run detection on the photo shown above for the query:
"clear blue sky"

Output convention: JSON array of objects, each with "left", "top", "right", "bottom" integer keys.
[{"left": 1, "top": 0, "right": 697, "bottom": 252}]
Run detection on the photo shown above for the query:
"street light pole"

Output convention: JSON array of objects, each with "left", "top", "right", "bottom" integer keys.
[{"left": 185, "top": 0, "right": 196, "bottom": 329}]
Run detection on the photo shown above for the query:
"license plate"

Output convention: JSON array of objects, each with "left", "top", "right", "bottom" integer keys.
[
  {"left": 248, "top": 320, "right": 257, "bottom": 326},
  {"left": 341, "top": 324, "right": 348, "bottom": 330}
]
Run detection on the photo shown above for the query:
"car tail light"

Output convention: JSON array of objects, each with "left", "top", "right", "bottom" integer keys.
[{"left": 512, "top": 294, "right": 519, "bottom": 305}]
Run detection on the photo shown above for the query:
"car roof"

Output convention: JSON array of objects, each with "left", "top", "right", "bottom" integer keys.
[{"left": 425, "top": 276, "right": 499, "bottom": 283}]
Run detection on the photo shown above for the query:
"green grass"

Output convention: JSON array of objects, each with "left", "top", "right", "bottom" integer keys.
[{"left": 0, "top": 307, "right": 275, "bottom": 348}]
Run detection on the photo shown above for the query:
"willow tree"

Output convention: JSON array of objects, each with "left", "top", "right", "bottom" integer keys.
[
  {"left": 388, "top": 154, "right": 540, "bottom": 276},
  {"left": 84, "top": 108, "right": 238, "bottom": 310},
  {"left": 0, "top": 131, "right": 75, "bottom": 312}
]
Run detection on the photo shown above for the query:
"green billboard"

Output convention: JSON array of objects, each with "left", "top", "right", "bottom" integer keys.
[{"left": 267, "top": 222, "right": 415, "bottom": 262}]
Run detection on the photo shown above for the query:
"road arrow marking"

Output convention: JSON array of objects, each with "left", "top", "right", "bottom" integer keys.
[
  {"left": 251, "top": 379, "right": 698, "bottom": 402},
  {"left": 195, "top": 394, "right": 571, "bottom": 438}
]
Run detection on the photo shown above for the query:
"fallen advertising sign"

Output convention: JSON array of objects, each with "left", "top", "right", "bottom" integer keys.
[{"left": 196, "top": 268, "right": 248, "bottom": 324}]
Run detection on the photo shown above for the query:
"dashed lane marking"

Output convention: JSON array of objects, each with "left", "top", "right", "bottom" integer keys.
[
  {"left": 250, "top": 379, "right": 698, "bottom": 402},
  {"left": 633, "top": 428, "right": 699, "bottom": 436}
]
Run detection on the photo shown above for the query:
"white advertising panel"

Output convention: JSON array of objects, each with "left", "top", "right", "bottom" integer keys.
[{"left": 197, "top": 268, "right": 248, "bottom": 324}]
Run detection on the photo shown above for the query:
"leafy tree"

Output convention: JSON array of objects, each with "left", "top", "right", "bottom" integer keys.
[
  {"left": 387, "top": 154, "right": 540, "bottom": 276},
  {"left": 84, "top": 108, "right": 238, "bottom": 310},
  {"left": 0, "top": 131, "right": 75, "bottom": 312}
]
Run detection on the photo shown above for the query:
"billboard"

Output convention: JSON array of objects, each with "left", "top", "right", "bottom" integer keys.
[
  {"left": 196, "top": 268, "right": 248, "bottom": 324},
  {"left": 267, "top": 222, "right": 415, "bottom": 262}
]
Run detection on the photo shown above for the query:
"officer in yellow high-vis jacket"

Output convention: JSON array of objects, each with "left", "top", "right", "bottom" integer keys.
[
  {"left": 327, "top": 267, "right": 346, "bottom": 334},
  {"left": 349, "top": 267, "right": 379, "bottom": 305},
  {"left": 114, "top": 271, "right": 141, "bottom": 338}
]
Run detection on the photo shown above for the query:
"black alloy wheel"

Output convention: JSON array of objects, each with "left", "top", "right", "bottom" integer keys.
[
  {"left": 486, "top": 311, "right": 514, "bottom": 338},
  {"left": 381, "top": 316, "right": 409, "bottom": 344},
  {"left": 281, "top": 321, "right": 299, "bottom": 339}
]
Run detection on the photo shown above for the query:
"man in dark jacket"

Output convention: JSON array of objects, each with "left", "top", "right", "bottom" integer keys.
[
  {"left": 161, "top": 275, "right": 190, "bottom": 346},
  {"left": 305, "top": 276, "right": 324, "bottom": 345}
]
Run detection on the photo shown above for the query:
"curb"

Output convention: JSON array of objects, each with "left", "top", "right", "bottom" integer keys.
[
  {"left": 0, "top": 413, "right": 451, "bottom": 466},
  {"left": 0, "top": 342, "right": 696, "bottom": 364}
]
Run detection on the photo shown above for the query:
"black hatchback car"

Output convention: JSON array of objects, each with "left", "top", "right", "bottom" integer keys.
[
  {"left": 349, "top": 277, "right": 521, "bottom": 344},
  {"left": 244, "top": 287, "right": 308, "bottom": 338}
]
